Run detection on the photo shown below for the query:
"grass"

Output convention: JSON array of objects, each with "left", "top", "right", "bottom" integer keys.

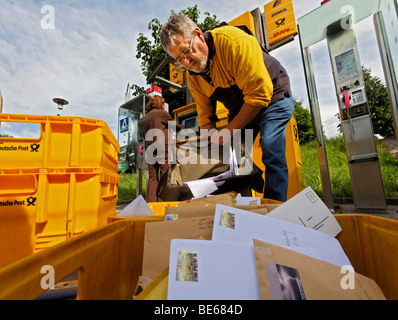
[
  {"left": 118, "top": 171, "right": 146, "bottom": 201},
  {"left": 300, "top": 135, "right": 398, "bottom": 199},
  {"left": 117, "top": 135, "right": 398, "bottom": 202}
]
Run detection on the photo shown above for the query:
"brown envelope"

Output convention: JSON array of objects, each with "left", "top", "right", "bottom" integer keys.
[
  {"left": 253, "top": 239, "right": 386, "bottom": 300},
  {"left": 236, "top": 204, "right": 277, "bottom": 214},
  {"left": 164, "top": 204, "right": 272, "bottom": 220},
  {"left": 142, "top": 216, "right": 215, "bottom": 279},
  {"left": 133, "top": 276, "right": 153, "bottom": 299},
  {"left": 176, "top": 192, "right": 237, "bottom": 207},
  {"left": 164, "top": 204, "right": 217, "bottom": 220}
]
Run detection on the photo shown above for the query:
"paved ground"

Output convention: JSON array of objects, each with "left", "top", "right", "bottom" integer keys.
[
  {"left": 381, "top": 136, "right": 398, "bottom": 158},
  {"left": 334, "top": 203, "right": 398, "bottom": 220},
  {"left": 356, "top": 136, "right": 398, "bottom": 220}
]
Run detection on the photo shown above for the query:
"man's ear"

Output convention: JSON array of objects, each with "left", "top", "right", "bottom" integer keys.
[{"left": 195, "top": 27, "right": 205, "bottom": 42}]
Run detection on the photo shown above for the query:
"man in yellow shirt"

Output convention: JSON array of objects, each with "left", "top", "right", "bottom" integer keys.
[{"left": 160, "top": 14, "right": 294, "bottom": 202}]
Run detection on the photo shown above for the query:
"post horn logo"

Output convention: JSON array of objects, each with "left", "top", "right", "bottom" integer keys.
[
  {"left": 27, "top": 197, "right": 37, "bottom": 206},
  {"left": 275, "top": 18, "right": 286, "bottom": 27},
  {"left": 30, "top": 143, "right": 40, "bottom": 152}
]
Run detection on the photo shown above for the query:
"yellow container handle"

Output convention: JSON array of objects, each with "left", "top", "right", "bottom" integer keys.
[{"left": 0, "top": 174, "right": 38, "bottom": 196}]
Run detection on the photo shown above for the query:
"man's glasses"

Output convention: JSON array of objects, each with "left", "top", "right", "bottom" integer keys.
[{"left": 175, "top": 31, "right": 195, "bottom": 64}]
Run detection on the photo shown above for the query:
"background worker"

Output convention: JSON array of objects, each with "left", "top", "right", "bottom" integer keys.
[
  {"left": 143, "top": 95, "right": 182, "bottom": 202},
  {"left": 160, "top": 14, "right": 294, "bottom": 202}
]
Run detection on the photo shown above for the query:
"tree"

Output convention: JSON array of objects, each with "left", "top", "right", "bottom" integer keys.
[
  {"left": 362, "top": 66, "right": 395, "bottom": 138},
  {"left": 134, "top": 5, "right": 219, "bottom": 114},
  {"left": 294, "top": 98, "right": 314, "bottom": 145}
]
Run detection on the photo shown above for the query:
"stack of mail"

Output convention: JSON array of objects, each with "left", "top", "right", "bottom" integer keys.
[{"left": 165, "top": 188, "right": 386, "bottom": 300}]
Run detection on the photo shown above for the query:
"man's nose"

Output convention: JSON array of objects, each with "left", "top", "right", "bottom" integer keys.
[{"left": 180, "top": 55, "right": 191, "bottom": 65}]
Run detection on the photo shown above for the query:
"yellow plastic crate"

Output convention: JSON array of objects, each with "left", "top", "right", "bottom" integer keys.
[
  {"left": 0, "top": 167, "right": 119, "bottom": 269},
  {"left": 147, "top": 201, "right": 180, "bottom": 216},
  {"left": 0, "top": 220, "right": 134, "bottom": 300},
  {"left": 0, "top": 114, "right": 120, "bottom": 171},
  {"left": 107, "top": 215, "right": 165, "bottom": 292},
  {"left": 335, "top": 214, "right": 398, "bottom": 300},
  {"left": 136, "top": 214, "right": 398, "bottom": 300}
]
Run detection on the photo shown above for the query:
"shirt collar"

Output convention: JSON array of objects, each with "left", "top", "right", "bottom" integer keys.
[{"left": 204, "top": 32, "right": 215, "bottom": 60}]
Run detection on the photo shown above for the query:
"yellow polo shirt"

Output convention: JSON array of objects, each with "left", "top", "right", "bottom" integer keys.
[{"left": 187, "top": 26, "right": 274, "bottom": 128}]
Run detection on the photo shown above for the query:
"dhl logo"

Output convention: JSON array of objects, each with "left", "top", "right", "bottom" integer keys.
[{"left": 271, "top": 27, "right": 294, "bottom": 40}]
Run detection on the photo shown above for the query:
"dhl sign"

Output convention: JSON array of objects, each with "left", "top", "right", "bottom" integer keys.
[{"left": 264, "top": 0, "right": 298, "bottom": 46}]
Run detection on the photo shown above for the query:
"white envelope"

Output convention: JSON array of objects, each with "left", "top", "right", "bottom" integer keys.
[
  {"left": 116, "top": 195, "right": 154, "bottom": 217},
  {"left": 266, "top": 187, "right": 342, "bottom": 237},
  {"left": 212, "top": 204, "right": 352, "bottom": 268},
  {"left": 236, "top": 193, "right": 261, "bottom": 205},
  {"left": 186, "top": 179, "right": 219, "bottom": 199},
  {"left": 168, "top": 239, "right": 259, "bottom": 300}
]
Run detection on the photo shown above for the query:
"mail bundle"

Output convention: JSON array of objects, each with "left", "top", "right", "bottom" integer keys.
[{"left": 133, "top": 188, "right": 386, "bottom": 300}]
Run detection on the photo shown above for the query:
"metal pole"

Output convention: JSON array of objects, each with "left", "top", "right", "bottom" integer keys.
[
  {"left": 374, "top": 11, "right": 398, "bottom": 142},
  {"left": 0, "top": 90, "right": 3, "bottom": 114},
  {"left": 298, "top": 25, "right": 335, "bottom": 210}
]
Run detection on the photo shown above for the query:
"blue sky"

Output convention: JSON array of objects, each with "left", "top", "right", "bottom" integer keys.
[{"left": 0, "top": 0, "right": 386, "bottom": 139}]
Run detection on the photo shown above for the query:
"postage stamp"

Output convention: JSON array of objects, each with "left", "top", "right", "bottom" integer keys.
[
  {"left": 176, "top": 249, "right": 199, "bottom": 282},
  {"left": 219, "top": 209, "right": 236, "bottom": 229}
]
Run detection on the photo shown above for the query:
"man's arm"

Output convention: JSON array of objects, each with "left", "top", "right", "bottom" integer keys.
[
  {"left": 210, "top": 103, "right": 262, "bottom": 145},
  {"left": 226, "top": 103, "right": 261, "bottom": 133}
]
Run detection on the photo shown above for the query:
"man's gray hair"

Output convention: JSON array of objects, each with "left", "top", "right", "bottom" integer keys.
[{"left": 160, "top": 14, "right": 198, "bottom": 53}]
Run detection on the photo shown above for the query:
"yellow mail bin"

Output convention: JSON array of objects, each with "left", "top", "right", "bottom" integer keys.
[
  {"left": 0, "top": 167, "right": 119, "bottom": 269},
  {"left": 108, "top": 201, "right": 179, "bottom": 289},
  {"left": 335, "top": 214, "right": 398, "bottom": 300},
  {"left": 136, "top": 214, "right": 398, "bottom": 300},
  {"left": 0, "top": 114, "right": 120, "bottom": 171}
]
